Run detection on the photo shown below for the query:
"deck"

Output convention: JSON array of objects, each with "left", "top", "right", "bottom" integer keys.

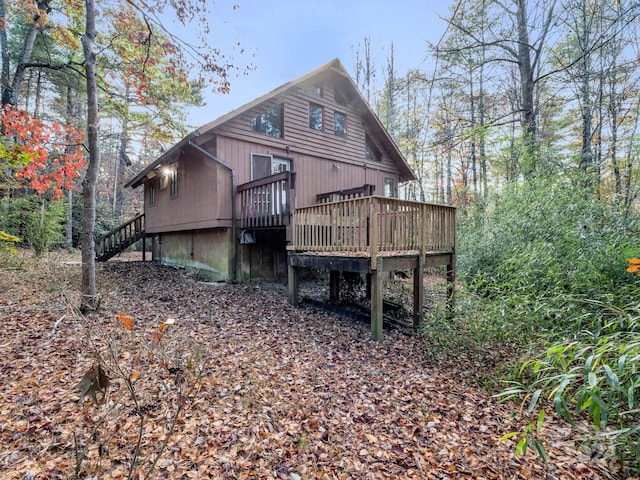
[{"left": 286, "top": 196, "right": 456, "bottom": 341}]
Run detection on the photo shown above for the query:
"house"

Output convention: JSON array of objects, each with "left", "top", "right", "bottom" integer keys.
[{"left": 104, "top": 58, "right": 456, "bottom": 340}]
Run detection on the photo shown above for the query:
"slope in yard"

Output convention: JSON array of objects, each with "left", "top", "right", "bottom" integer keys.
[{"left": 0, "top": 254, "right": 614, "bottom": 479}]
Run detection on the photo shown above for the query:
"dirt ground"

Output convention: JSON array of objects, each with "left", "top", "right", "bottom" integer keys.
[{"left": 0, "top": 251, "right": 622, "bottom": 479}]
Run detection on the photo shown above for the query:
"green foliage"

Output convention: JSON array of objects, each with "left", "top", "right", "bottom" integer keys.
[
  {"left": 504, "top": 311, "right": 640, "bottom": 470},
  {"left": 458, "top": 176, "right": 639, "bottom": 332},
  {"left": 456, "top": 175, "right": 640, "bottom": 469},
  {"left": 0, "top": 195, "right": 66, "bottom": 255}
]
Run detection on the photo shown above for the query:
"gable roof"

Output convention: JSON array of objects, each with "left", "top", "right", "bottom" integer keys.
[{"left": 126, "top": 58, "right": 416, "bottom": 188}]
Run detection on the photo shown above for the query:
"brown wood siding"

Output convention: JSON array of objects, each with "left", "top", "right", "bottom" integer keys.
[
  {"left": 214, "top": 85, "right": 400, "bottom": 175},
  {"left": 144, "top": 153, "right": 229, "bottom": 234},
  {"left": 215, "top": 135, "right": 399, "bottom": 208}
]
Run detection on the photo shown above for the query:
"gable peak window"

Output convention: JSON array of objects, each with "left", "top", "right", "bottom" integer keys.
[
  {"left": 251, "top": 103, "right": 284, "bottom": 138},
  {"left": 308, "top": 85, "right": 323, "bottom": 98},
  {"left": 309, "top": 103, "right": 323, "bottom": 131},
  {"left": 334, "top": 111, "right": 346, "bottom": 137}
]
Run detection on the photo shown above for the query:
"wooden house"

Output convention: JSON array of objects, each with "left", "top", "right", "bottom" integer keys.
[{"left": 101, "top": 58, "right": 456, "bottom": 340}]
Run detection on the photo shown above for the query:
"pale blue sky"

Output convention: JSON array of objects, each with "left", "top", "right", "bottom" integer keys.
[{"left": 184, "top": 0, "right": 450, "bottom": 127}]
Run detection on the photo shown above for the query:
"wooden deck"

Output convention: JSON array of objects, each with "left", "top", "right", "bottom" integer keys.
[{"left": 286, "top": 196, "right": 456, "bottom": 341}]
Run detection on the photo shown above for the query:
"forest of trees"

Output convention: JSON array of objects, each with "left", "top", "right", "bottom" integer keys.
[
  {"left": 2, "top": 0, "right": 640, "bottom": 471},
  {"left": 356, "top": 1, "right": 640, "bottom": 469}
]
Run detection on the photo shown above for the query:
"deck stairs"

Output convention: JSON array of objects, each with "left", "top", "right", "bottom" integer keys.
[{"left": 95, "top": 213, "right": 145, "bottom": 261}]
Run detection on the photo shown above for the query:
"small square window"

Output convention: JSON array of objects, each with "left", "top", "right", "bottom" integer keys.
[
  {"left": 334, "top": 112, "right": 346, "bottom": 137},
  {"left": 309, "top": 103, "right": 323, "bottom": 131},
  {"left": 309, "top": 85, "right": 323, "bottom": 98}
]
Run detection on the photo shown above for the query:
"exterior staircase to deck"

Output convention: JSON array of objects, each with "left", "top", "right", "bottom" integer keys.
[{"left": 96, "top": 213, "right": 145, "bottom": 262}]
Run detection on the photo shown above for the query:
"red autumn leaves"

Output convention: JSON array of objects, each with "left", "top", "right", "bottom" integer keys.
[{"left": 1, "top": 105, "right": 86, "bottom": 200}]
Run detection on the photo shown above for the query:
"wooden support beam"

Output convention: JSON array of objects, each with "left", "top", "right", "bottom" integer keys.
[
  {"left": 288, "top": 260, "right": 299, "bottom": 307},
  {"left": 329, "top": 270, "right": 340, "bottom": 304},
  {"left": 446, "top": 254, "right": 456, "bottom": 316},
  {"left": 370, "top": 261, "right": 384, "bottom": 341},
  {"left": 413, "top": 254, "right": 424, "bottom": 331}
]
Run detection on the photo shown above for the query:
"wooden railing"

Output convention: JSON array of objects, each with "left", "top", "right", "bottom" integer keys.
[
  {"left": 289, "top": 196, "right": 455, "bottom": 268},
  {"left": 238, "top": 171, "right": 296, "bottom": 228},
  {"left": 96, "top": 213, "right": 145, "bottom": 261},
  {"left": 316, "top": 184, "right": 375, "bottom": 203}
]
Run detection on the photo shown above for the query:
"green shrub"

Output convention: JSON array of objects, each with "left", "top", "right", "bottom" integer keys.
[{"left": 0, "top": 195, "right": 66, "bottom": 255}]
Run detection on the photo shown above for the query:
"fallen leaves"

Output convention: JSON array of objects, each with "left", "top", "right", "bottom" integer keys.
[{"left": 0, "top": 254, "right": 627, "bottom": 479}]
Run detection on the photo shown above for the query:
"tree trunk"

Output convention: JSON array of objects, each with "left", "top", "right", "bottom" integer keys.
[
  {"left": 2, "top": 0, "right": 51, "bottom": 106},
  {"left": 80, "top": 0, "right": 100, "bottom": 312},
  {"left": 515, "top": 0, "right": 537, "bottom": 166}
]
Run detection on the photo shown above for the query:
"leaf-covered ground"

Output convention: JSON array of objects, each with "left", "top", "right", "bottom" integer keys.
[{"left": 0, "top": 253, "right": 623, "bottom": 479}]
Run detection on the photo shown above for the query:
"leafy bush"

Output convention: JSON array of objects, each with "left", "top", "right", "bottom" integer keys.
[
  {"left": 0, "top": 195, "right": 66, "bottom": 255},
  {"left": 455, "top": 176, "right": 640, "bottom": 471},
  {"left": 458, "top": 177, "right": 639, "bottom": 332}
]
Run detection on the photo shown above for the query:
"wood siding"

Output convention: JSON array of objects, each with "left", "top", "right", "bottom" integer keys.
[
  {"left": 145, "top": 77, "right": 404, "bottom": 233},
  {"left": 144, "top": 152, "right": 229, "bottom": 234}
]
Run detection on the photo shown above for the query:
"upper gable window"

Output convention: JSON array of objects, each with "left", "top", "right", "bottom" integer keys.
[
  {"left": 308, "top": 85, "right": 323, "bottom": 98},
  {"left": 251, "top": 103, "right": 284, "bottom": 138},
  {"left": 309, "top": 103, "right": 323, "bottom": 131},
  {"left": 365, "top": 135, "right": 381, "bottom": 162},
  {"left": 334, "top": 112, "right": 346, "bottom": 138}
]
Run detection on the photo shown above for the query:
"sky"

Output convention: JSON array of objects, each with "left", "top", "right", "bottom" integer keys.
[{"left": 178, "top": 0, "right": 451, "bottom": 128}]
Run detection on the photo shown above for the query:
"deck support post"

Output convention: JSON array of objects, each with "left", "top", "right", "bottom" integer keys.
[
  {"left": 413, "top": 254, "right": 424, "bottom": 331},
  {"left": 329, "top": 270, "right": 340, "bottom": 304},
  {"left": 446, "top": 254, "right": 456, "bottom": 316},
  {"left": 288, "top": 259, "right": 299, "bottom": 307},
  {"left": 370, "top": 261, "right": 384, "bottom": 341},
  {"left": 142, "top": 235, "right": 146, "bottom": 261}
]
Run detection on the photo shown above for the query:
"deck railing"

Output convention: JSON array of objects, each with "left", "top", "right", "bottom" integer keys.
[
  {"left": 289, "top": 196, "right": 455, "bottom": 268},
  {"left": 238, "top": 171, "right": 296, "bottom": 228},
  {"left": 96, "top": 213, "right": 145, "bottom": 261}
]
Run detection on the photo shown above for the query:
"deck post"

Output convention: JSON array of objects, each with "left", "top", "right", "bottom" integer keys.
[
  {"left": 413, "top": 254, "right": 424, "bottom": 331},
  {"left": 446, "top": 254, "right": 456, "bottom": 316},
  {"left": 370, "top": 260, "right": 384, "bottom": 341},
  {"left": 288, "top": 257, "right": 299, "bottom": 307},
  {"left": 329, "top": 270, "right": 340, "bottom": 304},
  {"left": 142, "top": 235, "right": 146, "bottom": 261}
]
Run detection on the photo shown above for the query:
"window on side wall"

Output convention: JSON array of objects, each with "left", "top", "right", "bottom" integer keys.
[
  {"left": 384, "top": 177, "right": 395, "bottom": 198},
  {"left": 148, "top": 182, "right": 155, "bottom": 206},
  {"left": 169, "top": 167, "right": 178, "bottom": 199},
  {"left": 365, "top": 135, "right": 381, "bottom": 162},
  {"left": 334, "top": 112, "right": 346, "bottom": 137},
  {"left": 309, "top": 103, "right": 323, "bottom": 131},
  {"left": 251, "top": 103, "right": 284, "bottom": 138}
]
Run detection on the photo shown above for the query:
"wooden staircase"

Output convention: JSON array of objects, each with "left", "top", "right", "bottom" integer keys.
[{"left": 96, "top": 213, "right": 145, "bottom": 262}]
